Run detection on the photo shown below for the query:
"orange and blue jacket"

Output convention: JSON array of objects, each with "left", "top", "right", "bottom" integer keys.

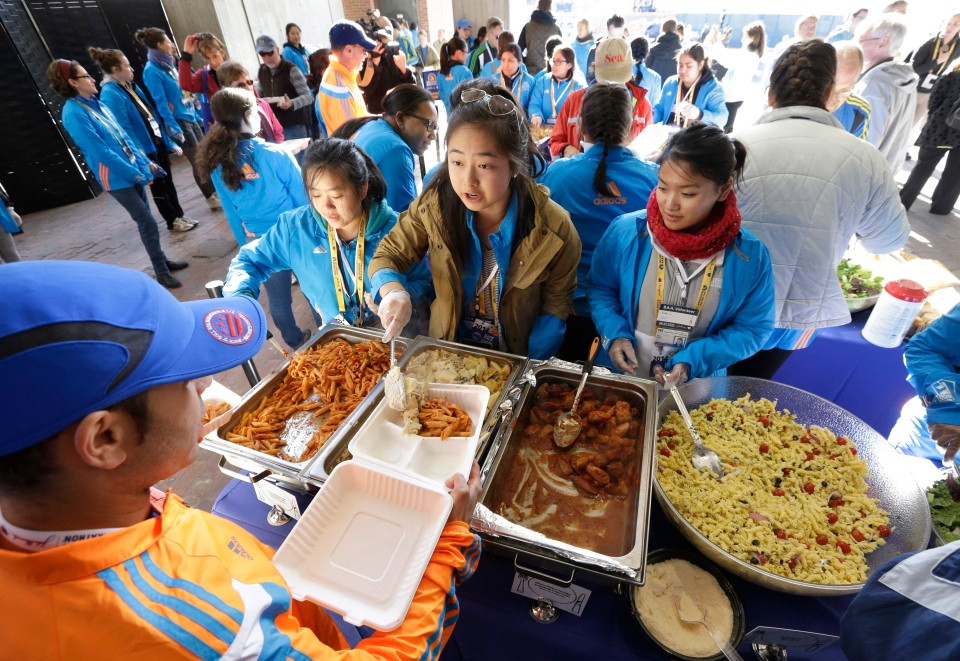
[
  {"left": 0, "top": 492, "right": 481, "bottom": 660},
  {"left": 318, "top": 56, "right": 369, "bottom": 135}
]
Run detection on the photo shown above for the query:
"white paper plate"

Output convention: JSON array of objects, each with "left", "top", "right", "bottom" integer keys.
[{"left": 273, "top": 461, "right": 452, "bottom": 630}]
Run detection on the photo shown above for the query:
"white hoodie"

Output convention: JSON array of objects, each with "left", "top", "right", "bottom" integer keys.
[{"left": 855, "top": 60, "right": 919, "bottom": 174}]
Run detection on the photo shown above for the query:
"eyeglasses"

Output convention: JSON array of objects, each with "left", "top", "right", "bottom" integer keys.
[
  {"left": 551, "top": 58, "right": 570, "bottom": 65},
  {"left": 858, "top": 37, "right": 882, "bottom": 44},
  {"left": 404, "top": 111, "right": 439, "bottom": 133},
  {"left": 460, "top": 88, "right": 522, "bottom": 132},
  {"left": 232, "top": 79, "right": 254, "bottom": 88},
  {"left": 71, "top": 74, "right": 94, "bottom": 81}
]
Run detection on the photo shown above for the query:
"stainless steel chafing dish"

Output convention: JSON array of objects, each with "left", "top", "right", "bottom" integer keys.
[
  {"left": 472, "top": 361, "right": 658, "bottom": 587},
  {"left": 200, "top": 325, "right": 409, "bottom": 492},
  {"left": 301, "top": 336, "right": 529, "bottom": 485}
]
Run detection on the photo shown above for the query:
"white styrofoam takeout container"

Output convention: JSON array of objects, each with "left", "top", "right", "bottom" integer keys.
[{"left": 273, "top": 383, "right": 489, "bottom": 631}]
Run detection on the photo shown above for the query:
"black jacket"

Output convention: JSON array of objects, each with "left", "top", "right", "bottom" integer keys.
[
  {"left": 917, "top": 70, "right": 960, "bottom": 150},
  {"left": 646, "top": 31, "right": 682, "bottom": 82}
]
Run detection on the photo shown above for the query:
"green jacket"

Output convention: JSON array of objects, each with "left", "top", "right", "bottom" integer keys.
[{"left": 370, "top": 181, "right": 581, "bottom": 356}]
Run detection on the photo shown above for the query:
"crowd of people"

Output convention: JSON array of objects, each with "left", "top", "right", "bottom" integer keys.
[{"left": 2, "top": 2, "right": 960, "bottom": 658}]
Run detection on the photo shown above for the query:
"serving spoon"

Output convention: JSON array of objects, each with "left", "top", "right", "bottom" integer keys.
[
  {"left": 673, "top": 588, "right": 744, "bottom": 661},
  {"left": 670, "top": 386, "right": 724, "bottom": 478},
  {"left": 553, "top": 337, "right": 600, "bottom": 448}
]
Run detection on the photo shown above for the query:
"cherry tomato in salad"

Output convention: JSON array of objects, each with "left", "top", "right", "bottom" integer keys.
[
  {"left": 659, "top": 447, "right": 671, "bottom": 457},
  {"left": 759, "top": 416, "right": 771, "bottom": 427},
  {"left": 836, "top": 540, "right": 851, "bottom": 554},
  {"left": 759, "top": 443, "right": 770, "bottom": 453},
  {"left": 803, "top": 482, "right": 815, "bottom": 494},
  {"left": 816, "top": 534, "right": 829, "bottom": 545},
  {"left": 775, "top": 528, "right": 786, "bottom": 539},
  {"left": 772, "top": 488, "right": 785, "bottom": 496},
  {"left": 878, "top": 525, "right": 891, "bottom": 537},
  {"left": 827, "top": 513, "right": 839, "bottom": 524},
  {"left": 851, "top": 529, "right": 865, "bottom": 542},
  {"left": 837, "top": 436, "right": 847, "bottom": 445}
]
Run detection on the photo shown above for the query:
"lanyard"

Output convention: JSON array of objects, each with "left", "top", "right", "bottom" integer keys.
[
  {"left": 124, "top": 84, "right": 162, "bottom": 138},
  {"left": 654, "top": 253, "right": 717, "bottom": 321},
  {"left": 549, "top": 77, "right": 573, "bottom": 118},
  {"left": 475, "top": 263, "right": 500, "bottom": 327},
  {"left": 74, "top": 98, "right": 136, "bottom": 160},
  {"left": 933, "top": 37, "right": 957, "bottom": 75},
  {"left": 677, "top": 80, "right": 699, "bottom": 128},
  {"left": 501, "top": 72, "right": 521, "bottom": 99},
  {"left": 327, "top": 217, "right": 367, "bottom": 325}
]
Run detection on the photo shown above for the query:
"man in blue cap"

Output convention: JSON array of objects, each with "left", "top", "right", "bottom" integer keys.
[
  {"left": 0, "top": 260, "right": 481, "bottom": 658},
  {"left": 319, "top": 20, "right": 378, "bottom": 133},
  {"left": 456, "top": 18, "right": 474, "bottom": 51}
]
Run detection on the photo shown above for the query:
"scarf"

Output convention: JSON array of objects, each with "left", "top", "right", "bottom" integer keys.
[
  {"left": 646, "top": 188, "right": 741, "bottom": 260},
  {"left": 147, "top": 48, "right": 176, "bottom": 72}
]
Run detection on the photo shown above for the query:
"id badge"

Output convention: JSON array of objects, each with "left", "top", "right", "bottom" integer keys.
[
  {"left": 122, "top": 145, "right": 136, "bottom": 163},
  {"left": 148, "top": 117, "right": 162, "bottom": 138},
  {"left": 657, "top": 304, "right": 698, "bottom": 329},
  {"left": 329, "top": 314, "right": 350, "bottom": 327},
  {"left": 655, "top": 326, "right": 690, "bottom": 347},
  {"left": 650, "top": 354, "right": 669, "bottom": 377},
  {"left": 458, "top": 310, "right": 500, "bottom": 349}
]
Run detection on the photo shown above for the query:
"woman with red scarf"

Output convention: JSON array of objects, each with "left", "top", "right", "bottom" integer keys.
[{"left": 587, "top": 123, "right": 775, "bottom": 387}]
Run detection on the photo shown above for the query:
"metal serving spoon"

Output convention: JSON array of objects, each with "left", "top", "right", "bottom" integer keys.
[
  {"left": 670, "top": 386, "right": 724, "bottom": 478},
  {"left": 553, "top": 337, "right": 600, "bottom": 448},
  {"left": 673, "top": 588, "right": 744, "bottom": 661}
]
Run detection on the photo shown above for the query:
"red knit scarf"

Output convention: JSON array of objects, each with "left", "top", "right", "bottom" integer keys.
[{"left": 646, "top": 189, "right": 741, "bottom": 260}]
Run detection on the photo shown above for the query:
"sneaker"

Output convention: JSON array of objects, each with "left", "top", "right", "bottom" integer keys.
[
  {"left": 179, "top": 216, "right": 199, "bottom": 227},
  {"left": 157, "top": 273, "right": 182, "bottom": 288},
  {"left": 170, "top": 218, "right": 196, "bottom": 232},
  {"left": 206, "top": 193, "right": 222, "bottom": 210},
  {"left": 165, "top": 259, "right": 189, "bottom": 271}
]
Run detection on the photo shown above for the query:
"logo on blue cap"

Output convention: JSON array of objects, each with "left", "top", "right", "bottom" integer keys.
[{"left": 204, "top": 309, "right": 255, "bottom": 345}]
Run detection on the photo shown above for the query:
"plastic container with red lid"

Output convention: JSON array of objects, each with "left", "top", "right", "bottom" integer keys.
[{"left": 862, "top": 279, "right": 929, "bottom": 348}]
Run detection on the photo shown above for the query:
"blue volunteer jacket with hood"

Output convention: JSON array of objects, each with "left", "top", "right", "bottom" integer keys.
[
  {"left": 905, "top": 301, "right": 960, "bottom": 428},
  {"left": 61, "top": 96, "right": 154, "bottom": 191},
  {"left": 211, "top": 138, "right": 307, "bottom": 244},
  {"left": 142, "top": 60, "right": 198, "bottom": 135},
  {"left": 223, "top": 198, "right": 432, "bottom": 325},
  {"left": 99, "top": 79, "right": 175, "bottom": 157},
  {"left": 587, "top": 211, "right": 775, "bottom": 375},
  {"left": 527, "top": 75, "right": 583, "bottom": 125},
  {"left": 653, "top": 71, "right": 728, "bottom": 128}
]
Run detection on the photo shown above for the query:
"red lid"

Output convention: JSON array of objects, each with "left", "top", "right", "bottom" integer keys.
[{"left": 883, "top": 279, "right": 928, "bottom": 302}]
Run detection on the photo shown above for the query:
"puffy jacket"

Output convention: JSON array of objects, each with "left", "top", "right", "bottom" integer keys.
[
  {"left": 142, "top": 60, "right": 197, "bottom": 132},
  {"left": 735, "top": 105, "right": 910, "bottom": 330},
  {"left": 282, "top": 42, "right": 310, "bottom": 75},
  {"left": 549, "top": 84, "right": 653, "bottom": 156},
  {"left": 587, "top": 211, "right": 775, "bottom": 376},
  {"left": 904, "top": 301, "right": 960, "bottom": 427},
  {"left": 353, "top": 118, "right": 417, "bottom": 213},
  {"left": 916, "top": 71, "right": 960, "bottom": 150},
  {"left": 99, "top": 80, "right": 174, "bottom": 156},
  {"left": 653, "top": 71, "right": 728, "bottom": 128},
  {"left": 210, "top": 138, "right": 307, "bottom": 244},
  {"left": 61, "top": 96, "right": 153, "bottom": 192},
  {"left": 646, "top": 31, "right": 683, "bottom": 82},
  {"left": 540, "top": 143, "right": 658, "bottom": 313},
  {"left": 369, "top": 181, "right": 581, "bottom": 358},
  {"left": 528, "top": 76, "right": 583, "bottom": 125},
  {"left": 518, "top": 10, "right": 562, "bottom": 75},
  {"left": 855, "top": 61, "right": 918, "bottom": 174},
  {"left": 224, "top": 198, "right": 432, "bottom": 325}
]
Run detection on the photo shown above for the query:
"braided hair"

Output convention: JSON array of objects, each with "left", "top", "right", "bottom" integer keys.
[
  {"left": 579, "top": 83, "right": 632, "bottom": 196},
  {"left": 769, "top": 40, "right": 836, "bottom": 110}
]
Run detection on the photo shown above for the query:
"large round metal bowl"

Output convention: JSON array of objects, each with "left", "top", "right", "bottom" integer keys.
[{"left": 655, "top": 376, "right": 932, "bottom": 596}]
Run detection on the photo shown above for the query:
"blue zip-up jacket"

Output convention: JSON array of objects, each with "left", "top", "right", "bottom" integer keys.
[
  {"left": 528, "top": 76, "right": 583, "bottom": 125},
  {"left": 61, "top": 96, "right": 153, "bottom": 192},
  {"left": 485, "top": 70, "right": 535, "bottom": 112},
  {"left": 437, "top": 65, "right": 474, "bottom": 112},
  {"left": 833, "top": 92, "right": 871, "bottom": 140},
  {"left": 224, "top": 199, "right": 432, "bottom": 325},
  {"left": 353, "top": 118, "right": 417, "bottom": 214},
  {"left": 0, "top": 200, "right": 17, "bottom": 234},
  {"left": 282, "top": 44, "right": 310, "bottom": 76},
  {"left": 541, "top": 144, "right": 658, "bottom": 313},
  {"left": 573, "top": 37, "right": 594, "bottom": 79},
  {"left": 653, "top": 74, "right": 728, "bottom": 128},
  {"left": 142, "top": 61, "right": 196, "bottom": 136},
  {"left": 587, "top": 211, "right": 775, "bottom": 375},
  {"left": 99, "top": 81, "right": 174, "bottom": 157},
  {"left": 634, "top": 62, "right": 663, "bottom": 106},
  {"left": 905, "top": 302, "right": 960, "bottom": 427},
  {"left": 210, "top": 138, "right": 308, "bottom": 245}
]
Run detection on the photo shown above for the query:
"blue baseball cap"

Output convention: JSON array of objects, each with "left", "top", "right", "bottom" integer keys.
[
  {"left": 0, "top": 261, "right": 267, "bottom": 456},
  {"left": 456, "top": 18, "right": 471, "bottom": 30},
  {"left": 329, "top": 20, "right": 378, "bottom": 50}
]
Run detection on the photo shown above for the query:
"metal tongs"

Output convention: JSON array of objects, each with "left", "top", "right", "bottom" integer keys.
[
  {"left": 670, "top": 386, "right": 724, "bottom": 479},
  {"left": 384, "top": 338, "right": 407, "bottom": 411}
]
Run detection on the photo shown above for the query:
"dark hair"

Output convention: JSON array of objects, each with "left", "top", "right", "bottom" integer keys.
[
  {"left": 440, "top": 36, "right": 467, "bottom": 75},
  {"left": 425, "top": 96, "right": 545, "bottom": 273},
  {"left": 476, "top": 26, "right": 487, "bottom": 43},
  {"left": 197, "top": 88, "right": 257, "bottom": 191},
  {"left": 332, "top": 84, "right": 432, "bottom": 138},
  {"left": 769, "top": 40, "right": 836, "bottom": 110},
  {"left": 135, "top": 27, "right": 168, "bottom": 50},
  {"left": 306, "top": 49, "right": 331, "bottom": 90},
  {"left": 497, "top": 30, "right": 515, "bottom": 52},
  {"left": 301, "top": 138, "right": 386, "bottom": 216},
  {"left": 744, "top": 21, "right": 766, "bottom": 59},
  {"left": 550, "top": 46, "right": 576, "bottom": 80},
  {"left": 46, "top": 59, "right": 81, "bottom": 97},
  {"left": 215, "top": 60, "right": 249, "bottom": 88},
  {"left": 88, "top": 47, "right": 126, "bottom": 75},
  {"left": 678, "top": 42, "right": 708, "bottom": 66},
  {"left": 285, "top": 23, "right": 300, "bottom": 40},
  {"left": 580, "top": 84, "right": 633, "bottom": 196},
  {"left": 658, "top": 123, "right": 747, "bottom": 189},
  {"left": 499, "top": 43, "right": 522, "bottom": 64},
  {"left": 544, "top": 35, "right": 564, "bottom": 59},
  {"left": 448, "top": 77, "right": 518, "bottom": 112},
  {"left": 631, "top": 36, "right": 650, "bottom": 61},
  {"left": 0, "top": 391, "right": 149, "bottom": 495},
  {"left": 662, "top": 18, "right": 678, "bottom": 33},
  {"left": 607, "top": 14, "right": 625, "bottom": 28}
]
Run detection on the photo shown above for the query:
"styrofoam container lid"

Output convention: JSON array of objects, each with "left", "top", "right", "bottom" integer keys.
[
  {"left": 348, "top": 383, "right": 490, "bottom": 486},
  {"left": 273, "top": 460, "right": 453, "bottom": 631}
]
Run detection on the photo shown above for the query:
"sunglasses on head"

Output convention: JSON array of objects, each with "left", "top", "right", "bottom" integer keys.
[{"left": 460, "top": 88, "right": 523, "bottom": 133}]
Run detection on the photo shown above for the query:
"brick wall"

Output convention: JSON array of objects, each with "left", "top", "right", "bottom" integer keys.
[
  {"left": 416, "top": 0, "right": 430, "bottom": 37},
  {"left": 342, "top": 0, "right": 376, "bottom": 24}
]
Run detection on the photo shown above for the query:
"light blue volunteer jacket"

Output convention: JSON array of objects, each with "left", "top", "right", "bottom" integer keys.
[
  {"left": 437, "top": 64, "right": 474, "bottom": 113},
  {"left": 540, "top": 143, "right": 658, "bottom": 314},
  {"left": 282, "top": 44, "right": 310, "bottom": 76},
  {"left": 142, "top": 60, "right": 197, "bottom": 136},
  {"left": 634, "top": 62, "right": 663, "bottom": 106},
  {"left": 572, "top": 37, "right": 594, "bottom": 79},
  {"left": 99, "top": 80, "right": 175, "bottom": 156},
  {"left": 905, "top": 301, "right": 960, "bottom": 427},
  {"left": 485, "top": 70, "right": 535, "bottom": 112},
  {"left": 211, "top": 138, "right": 307, "bottom": 245},
  {"left": 353, "top": 118, "right": 417, "bottom": 214},
  {"left": 224, "top": 199, "right": 432, "bottom": 325},
  {"left": 587, "top": 210, "right": 775, "bottom": 375},
  {"left": 61, "top": 96, "right": 153, "bottom": 191},
  {"left": 528, "top": 76, "right": 583, "bottom": 125},
  {"left": 653, "top": 74, "right": 728, "bottom": 128}
]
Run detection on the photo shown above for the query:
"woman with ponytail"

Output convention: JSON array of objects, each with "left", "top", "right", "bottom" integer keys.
[
  {"left": 541, "top": 83, "right": 658, "bottom": 359},
  {"left": 437, "top": 36, "right": 473, "bottom": 112},
  {"left": 588, "top": 123, "right": 774, "bottom": 386},
  {"left": 197, "top": 88, "right": 311, "bottom": 348},
  {"left": 223, "top": 138, "right": 431, "bottom": 330}
]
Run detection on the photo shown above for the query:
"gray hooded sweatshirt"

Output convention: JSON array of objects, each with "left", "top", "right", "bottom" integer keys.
[{"left": 855, "top": 60, "right": 919, "bottom": 174}]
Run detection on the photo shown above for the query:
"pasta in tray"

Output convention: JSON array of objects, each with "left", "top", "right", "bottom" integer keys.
[{"left": 657, "top": 394, "right": 891, "bottom": 584}]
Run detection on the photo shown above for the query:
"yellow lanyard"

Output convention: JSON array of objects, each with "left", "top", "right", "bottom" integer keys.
[
  {"left": 549, "top": 77, "right": 573, "bottom": 118},
  {"left": 933, "top": 37, "right": 957, "bottom": 75},
  {"left": 678, "top": 80, "right": 699, "bottom": 128},
  {"left": 327, "top": 216, "right": 367, "bottom": 325},
  {"left": 501, "top": 72, "right": 521, "bottom": 99},
  {"left": 655, "top": 253, "right": 717, "bottom": 317},
  {"left": 74, "top": 99, "right": 137, "bottom": 159}
]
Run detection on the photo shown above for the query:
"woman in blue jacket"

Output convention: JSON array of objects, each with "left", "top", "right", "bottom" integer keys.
[
  {"left": 197, "top": 88, "right": 311, "bottom": 348},
  {"left": 47, "top": 59, "right": 186, "bottom": 289},
  {"left": 222, "top": 138, "right": 431, "bottom": 330},
  {"left": 282, "top": 23, "right": 310, "bottom": 76},
  {"left": 587, "top": 123, "right": 774, "bottom": 387},
  {"left": 89, "top": 46, "right": 196, "bottom": 233},
  {"left": 528, "top": 46, "right": 583, "bottom": 128},
  {"left": 652, "top": 43, "right": 728, "bottom": 129},
  {"left": 541, "top": 83, "right": 659, "bottom": 360},
  {"left": 488, "top": 44, "right": 534, "bottom": 113},
  {"left": 437, "top": 36, "right": 474, "bottom": 113}
]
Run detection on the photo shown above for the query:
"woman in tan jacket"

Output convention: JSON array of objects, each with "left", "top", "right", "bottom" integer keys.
[{"left": 369, "top": 88, "right": 581, "bottom": 358}]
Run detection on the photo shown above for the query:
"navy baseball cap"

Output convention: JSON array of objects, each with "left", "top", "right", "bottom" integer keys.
[
  {"left": 329, "top": 20, "right": 377, "bottom": 50},
  {"left": 0, "top": 261, "right": 267, "bottom": 456},
  {"left": 255, "top": 34, "right": 279, "bottom": 54}
]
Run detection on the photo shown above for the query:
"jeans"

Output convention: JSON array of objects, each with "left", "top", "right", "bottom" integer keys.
[
  {"left": 108, "top": 185, "right": 169, "bottom": 276},
  {"left": 281, "top": 124, "right": 309, "bottom": 140},
  {"left": 262, "top": 269, "right": 306, "bottom": 348},
  {"left": 900, "top": 146, "right": 960, "bottom": 215}
]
